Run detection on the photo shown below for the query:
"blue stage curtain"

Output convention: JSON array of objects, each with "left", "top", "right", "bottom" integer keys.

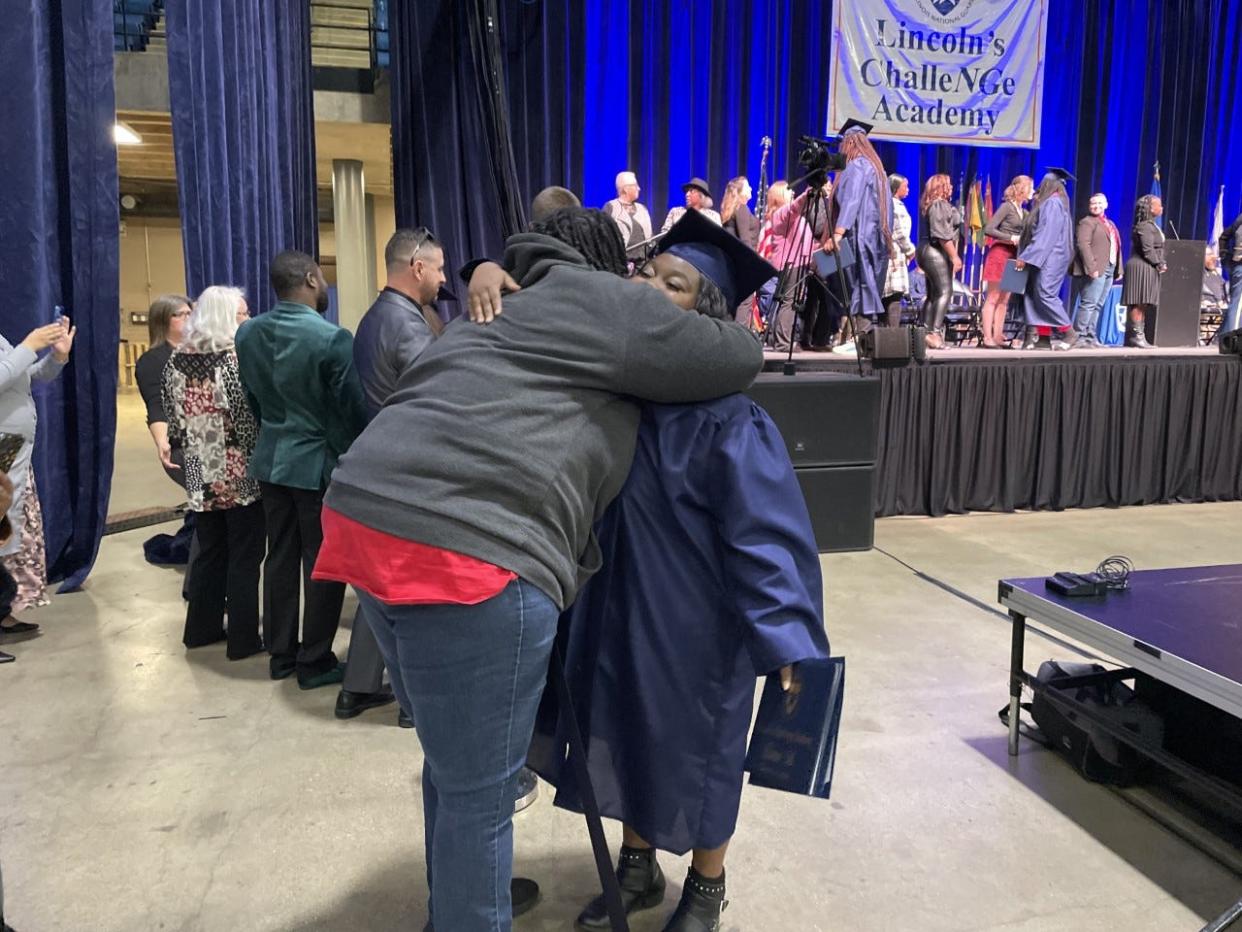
[
  {"left": 165, "top": 0, "right": 319, "bottom": 315},
  {"left": 0, "top": 0, "right": 119, "bottom": 590},
  {"left": 390, "top": 0, "right": 527, "bottom": 301}
]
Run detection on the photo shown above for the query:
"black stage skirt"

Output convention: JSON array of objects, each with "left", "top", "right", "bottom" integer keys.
[{"left": 1121, "top": 257, "right": 1161, "bottom": 306}]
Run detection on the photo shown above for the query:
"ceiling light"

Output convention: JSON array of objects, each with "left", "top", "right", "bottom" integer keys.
[{"left": 113, "top": 121, "right": 142, "bottom": 146}]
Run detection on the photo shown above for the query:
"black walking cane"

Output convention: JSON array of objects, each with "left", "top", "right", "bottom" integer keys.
[{"left": 547, "top": 643, "right": 630, "bottom": 932}]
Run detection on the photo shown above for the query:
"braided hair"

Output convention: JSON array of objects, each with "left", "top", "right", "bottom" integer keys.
[
  {"left": 530, "top": 207, "right": 628, "bottom": 277},
  {"left": 1133, "top": 194, "right": 1159, "bottom": 227},
  {"left": 830, "top": 131, "right": 892, "bottom": 249}
]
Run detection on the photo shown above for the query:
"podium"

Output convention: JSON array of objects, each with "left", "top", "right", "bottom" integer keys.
[{"left": 1148, "top": 239, "right": 1206, "bottom": 347}]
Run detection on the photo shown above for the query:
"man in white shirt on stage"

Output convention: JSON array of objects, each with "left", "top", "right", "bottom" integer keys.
[{"left": 604, "top": 170, "right": 653, "bottom": 258}]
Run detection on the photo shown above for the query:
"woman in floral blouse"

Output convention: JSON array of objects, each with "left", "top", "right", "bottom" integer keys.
[{"left": 162, "top": 286, "right": 264, "bottom": 658}]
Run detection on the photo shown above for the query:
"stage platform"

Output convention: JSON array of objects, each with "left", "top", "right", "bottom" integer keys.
[{"left": 759, "top": 346, "right": 1242, "bottom": 517}]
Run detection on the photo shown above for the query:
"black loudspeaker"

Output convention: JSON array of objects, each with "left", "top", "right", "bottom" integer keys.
[
  {"left": 744, "top": 373, "right": 880, "bottom": 553},
  {"left": 1149, "top": 239, "right": 1207, "bottom": 347},
  {"left": 744, "top": 373, "right": 880, "bottom": 467},
  {"left": 794, "top": 466, "right": 875, "bottom": 552}
]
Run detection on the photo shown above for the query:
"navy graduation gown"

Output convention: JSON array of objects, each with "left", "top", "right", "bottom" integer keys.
[
  {"left": 528, "top": 395, "right": 830, "bottom": 855},
  {"left": 1018, "top": 194, "right": 1074, "bottom": 327},
  {"left": 833, "top": 157, "right": 889, "bottom": 318}
]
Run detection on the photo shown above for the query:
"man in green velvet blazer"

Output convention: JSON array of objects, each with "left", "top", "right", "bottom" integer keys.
[{"left": 236, "top": 250, "right": 367, "bottom": 688}]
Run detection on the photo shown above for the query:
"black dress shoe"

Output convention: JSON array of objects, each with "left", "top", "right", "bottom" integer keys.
[
  {"left": 0, "top": 620, "right": 39, "bottom": 635},
  {"left": 270, "top": 658, "right": 297, "bottom": 680},
  {"left": 397, "top": 708, "right": 415, "bottom": 729},
  {"left": 335, "top": 684, "right": 396, "bottom": 719},
  {"left": 662, "top": 868, "right": 727, "bottom": 932},
  {"left": 0, "top": 649, "right": 14, "bottom": 663},
  {"left": 576, "top": 846, "right": 666, "bottom": 930},
  {"left": 511, "top": 876, "right": 540, "bottom": 917}
]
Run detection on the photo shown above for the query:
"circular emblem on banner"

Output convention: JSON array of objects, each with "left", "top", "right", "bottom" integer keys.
[{"left": 915, "top": 0, "right": 979, "bottom": 23}]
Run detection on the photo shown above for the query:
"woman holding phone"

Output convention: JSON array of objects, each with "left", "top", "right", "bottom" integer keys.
[{"left": 0, "top": 314, "right": 75, "bottom": 641}]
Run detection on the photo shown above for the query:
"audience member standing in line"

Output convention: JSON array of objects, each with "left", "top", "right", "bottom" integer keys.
[
  {"left": 980, "top": 175, "right": 1033, "bottom": 348},
  {"left": 163, "top": 287, "right": 265, "bottom": 659},
  {"left": 335, "top": 228, "right": 447, "bottom": 724},
  {"left": 1015, "top": 168, "right": 1076, "bottom": 350},
  {"left": 235, "top": 251, "right": 367, "bottom": 688},
  {"left": 1120, "top": 195, "right": 1166, "bottom": 349},
  {"left": 604, "top": 171, "right": 653, "bottom": 259},
  {"left": 133, "top": 295, "right": 198, "bottom": 586},
  {"left": 1070, "top": 193, "right": 1124, "bottom": 347},
  {"left": 0, "top": 315, "right": 73, "bottom": 644}
]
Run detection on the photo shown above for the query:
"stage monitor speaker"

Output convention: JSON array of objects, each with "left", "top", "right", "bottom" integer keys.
[
  {"left": 794, "top": 465, "right": 875, "bottom": 553},
  {"left": 1149, "top": 239, "right": 1207, "bottom": 348},
  {"left": 744, "top": 372, "right": 880, "bottom": 468}
]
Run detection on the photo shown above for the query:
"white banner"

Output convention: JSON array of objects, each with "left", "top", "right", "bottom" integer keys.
[{"left": 827, "top": 0, "right": 1050, "bottom": 148}]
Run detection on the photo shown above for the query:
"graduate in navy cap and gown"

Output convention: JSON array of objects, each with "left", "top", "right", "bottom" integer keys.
[
  {"left": 824, "top": 119, "right": 892, "bottom": 326},
  {"left": 1016, "top": 168, "right": 1077, "bottom": 350},
  {"left": 526, "top": 210, "right": 831, "bottom": 932}
]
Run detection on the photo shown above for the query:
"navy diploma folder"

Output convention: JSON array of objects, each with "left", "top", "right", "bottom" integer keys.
[
  {"left": 999, "top": 259, "right": 1028, "bottom": 294},
  {"left": 745, "top": 656, "right": 845, "bottom": 799},
  {"left": 812, "top": 239, "right": 856, "bottom": 279}
]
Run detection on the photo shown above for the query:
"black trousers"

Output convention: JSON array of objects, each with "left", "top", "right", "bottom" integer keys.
[
  {"left": 183, "top": 501, "right": 266, "bottom": 658},
  {"left": 803, "top": 274, "right": 846, "bottom": 347},
  {"left": 0, "top": 562, "right": 16, "bottom": 619},
  {"left": 260, "top": 482, "right": 343, "bottom": 676},
  {"left": 341, "top": 604, "right": 386, "bottom": 694},
  {"left": 917, "top": 242, "right": 953, "bottom": 332}
]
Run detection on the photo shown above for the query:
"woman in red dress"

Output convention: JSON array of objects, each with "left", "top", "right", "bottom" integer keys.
[{"left": 980, "top": 175, "right": 1034, "bottom": 348}]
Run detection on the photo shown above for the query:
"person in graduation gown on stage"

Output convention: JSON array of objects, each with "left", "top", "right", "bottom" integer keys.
[
  {"left": 824, "top": 119, "right": 891, "bottom": 329},
  {"left": 1015, "top": 168, "right": 1077, "bottom": 350},
  {"left": 525, "top": 210, "right": 831, "bottom": 932}
]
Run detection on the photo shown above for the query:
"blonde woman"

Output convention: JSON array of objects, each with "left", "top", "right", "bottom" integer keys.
[{"left": 980, "top": 175, "right": 1033, "bottom": 348}]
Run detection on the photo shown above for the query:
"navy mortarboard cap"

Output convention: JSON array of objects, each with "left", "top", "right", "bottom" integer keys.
[
  {"left": 839, "top": 118, "right": 874, "bottom": 139},
  {"left": 657, "top": 208, "right": 778, "bottom": 310},
  {"left": 1045, "top": 167, "right": 1076, "bottom": 184},
  {"left": 682, "top": 177, "right": 712, "bottom": 197}
]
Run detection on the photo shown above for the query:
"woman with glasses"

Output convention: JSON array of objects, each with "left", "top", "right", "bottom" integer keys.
[{"left": 135, "top": 295, "right": 193, "bottom": 480}]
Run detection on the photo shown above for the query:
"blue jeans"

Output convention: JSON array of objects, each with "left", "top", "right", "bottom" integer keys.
[
  {"left": 1225, "top": 264, "right": 1242, "bottom": 334},
  {"left": 1074, "top": 264, "right": 1115, "bottom": 338},
  {"left": 358, "top": 579, "right": 558, "bottom": 932}
]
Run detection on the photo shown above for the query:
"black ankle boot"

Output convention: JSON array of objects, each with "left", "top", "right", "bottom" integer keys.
[
  {"left": 1021, "top": 326, "right": 1040, "bottom": 350},
  {"left": 575, "top": 846, "right": 666, "bottom": 931},
  {"left": 1126, "top": 323, "right": 1153, "bottom": 348},
  {"left": 662, "top": 867, "right": 727, "bottom": 932}
]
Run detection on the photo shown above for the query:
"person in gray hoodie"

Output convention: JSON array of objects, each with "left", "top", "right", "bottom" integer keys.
[{"left": 313, "top": 208, "right": 762, "bottom": 932}]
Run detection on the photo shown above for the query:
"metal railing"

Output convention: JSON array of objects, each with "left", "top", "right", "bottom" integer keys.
[{"left": 111, "top": 1, "right": 389, "bottom": 71}]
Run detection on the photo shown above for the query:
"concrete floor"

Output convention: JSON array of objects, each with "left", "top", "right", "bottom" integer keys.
[{"left": 2, "top": 398, "right": 1241, "bottom": 930}]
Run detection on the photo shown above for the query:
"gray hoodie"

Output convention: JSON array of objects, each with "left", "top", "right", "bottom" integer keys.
[{"left": 324, "top": 233, "right": 764, "bottom": 608}]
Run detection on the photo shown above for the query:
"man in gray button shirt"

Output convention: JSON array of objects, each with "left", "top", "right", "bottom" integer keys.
[{"left": 335, "top": 228, "right": 447, "bottom": 723}]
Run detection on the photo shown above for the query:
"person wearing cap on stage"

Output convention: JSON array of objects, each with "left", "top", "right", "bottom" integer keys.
[
  {"left": 823, "top": 119, "right": 892, "bottom": 330},
  {"left": 1015, "top": 168, "right": 1077, "bottom": 350},
  {"left": 604, "top": 171, "right": 653, "bottom": 258},
  {"left": 522, "top": 209, "right": 830, "bottom": 932},
  {"left": 1119, "top": 194, "right": 1166, "bottom": 349},
  {"left": 660, "top": 177, "right": 722, "bottom": 234}
]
